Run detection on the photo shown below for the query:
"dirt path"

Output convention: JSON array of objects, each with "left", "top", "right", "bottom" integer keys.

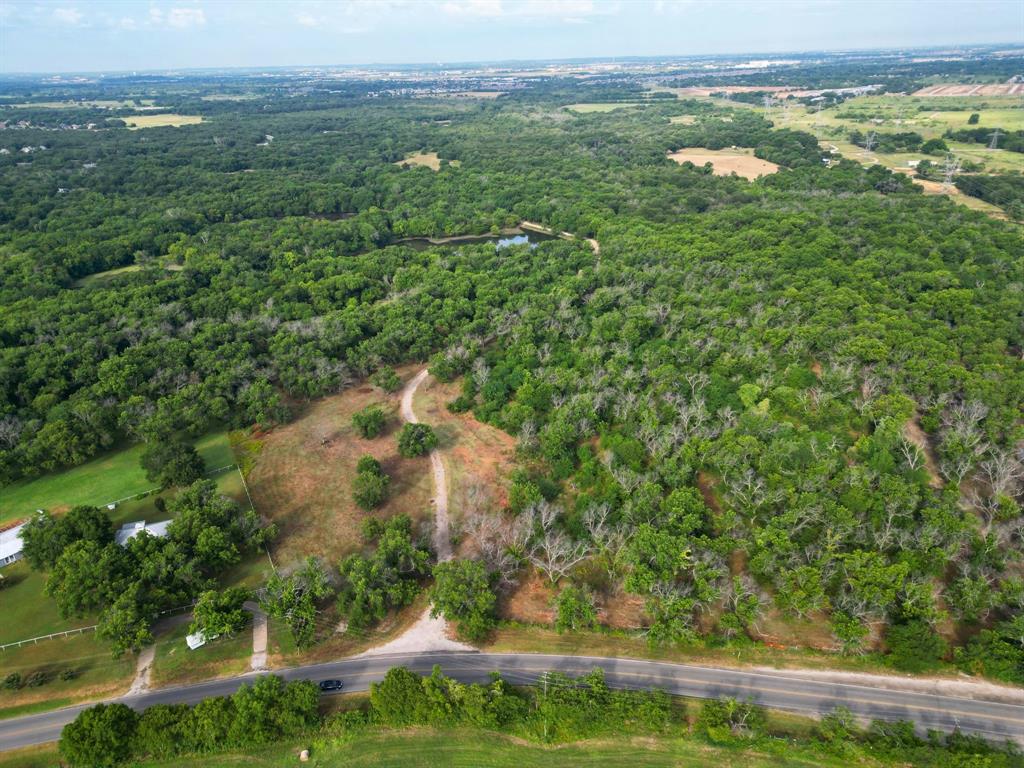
[
  {"left": 401, "top": 369, "right": 452, "bottom": 560},
  {"left": 128, "top": 646, "right": 155, "bottom": 695},
  {"left": 361, "top": 369, "right": 473, "bottom": 656},
  {"left": 903, "top": 417, "right": 944, "bottom": 489},
  {"left": 245, "top": 601, "right": 268, "bottom": 671}
]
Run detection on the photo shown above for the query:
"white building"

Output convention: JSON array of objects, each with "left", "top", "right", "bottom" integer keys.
[
  {"left": 115, "top": 519, "right": 172, "bottom": 547},
  {"left": 0, "top": 523, "right": 26, "bottom": 568}
]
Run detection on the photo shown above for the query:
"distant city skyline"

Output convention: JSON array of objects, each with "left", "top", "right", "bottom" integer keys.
[{"left": 1, "top": 0, "right": 1022, "bottom": 74}]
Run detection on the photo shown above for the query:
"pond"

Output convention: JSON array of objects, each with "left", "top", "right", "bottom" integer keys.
[{"left": 400, "top": 231, "right": 559, "bottom": 251}]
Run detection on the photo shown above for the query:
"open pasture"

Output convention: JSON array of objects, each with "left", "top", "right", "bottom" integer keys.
[
  {"left": 667, "top": 147, "right": 780, "bottom": 179},
  {"left": 123, "top": 114, "right": 204, "bottom": 128},
  {"left": 395, "top": 151, "right": 442, "bottom": 170}
]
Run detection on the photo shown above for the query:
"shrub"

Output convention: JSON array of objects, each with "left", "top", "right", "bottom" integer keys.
[
  {"left": 2, "top": 672, "right": 21, "bottom": 690},
  {"left": 26, "top": 671, "right": 47, "bottom": 687},
  {"left": 430, "top": 559, "right": 496, "bottom": 641},
  {"left": 885, "top": 619, "right": 948, "bottom": 673},
  {"left": 553, "top": 586, "right": 598, "bottom": 633},
  {"left": 60, "top": 668, "right": 78, "bottom": 681},
  {"left": 371, "top": 368, "right": 402, "bottom": 393},
  {"left": 397, "top": 423, "right": 438, "bottom": 458},
  {"left": 352, "top": 405, "right": 387, "bottom": 439},
  {"left": 356, "top": 455, "right": 383, "bottom": 476},
  {"left": 353, "top": 470, "right": 390, "bottom": 510},
  {"left": 698, "top": 697, "right": 766, "bottom": 741},
  {"left": 60, "top": 703, "right": 139, "bottom": 767}
]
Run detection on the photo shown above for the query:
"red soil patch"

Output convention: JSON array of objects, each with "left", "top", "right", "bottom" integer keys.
[
  {"left": 599, "top": 591, "right": 648, "bottom": 630},
  {"left": 501, "top": 572, "right": 556, "bottom": 625}
]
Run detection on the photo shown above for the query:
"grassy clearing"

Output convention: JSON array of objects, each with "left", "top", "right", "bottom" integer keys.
[
  {"left": 669, "top": 115, "right": 698, "bottom": 124},
  {"left": 123, "top": 114, "right": 204, "bottom": 129},
  {"left": 0, "top": 631, "right": 134, "bottom": 717},
  {"left": 410, "top": 374, "right": 516, "bottom": 522},
  {"left": 565, "top": 103, "right": 646, "bottom": 113},
  {"left": 71, "top": 264, "right": 143, "bottom": 288},
  {"left": 0, "top": 727, "right": 894, "bottom": 768},
  {"left": 150, "top": 622, "right": 252, "bottom": 688},
  {"left": 247, "top": 373, "right": 433, "bottom": 572},
  {"left": 5, "top": 99, "right": 155, "bottom": 109},
  {"left": 395, "top": 151, "right": 445, "bottom": 171},
  {"left": 667, "top": 148, "right": 780, "bottom": 180},
  {"left": 0, "top": 431, "right": 234, "bottom": 524}
]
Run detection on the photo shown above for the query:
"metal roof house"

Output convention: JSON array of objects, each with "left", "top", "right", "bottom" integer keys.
[
  {"left": 0, "top": 523, "right": 27, "bottom": 568},
  {"left": 114, "top": 520, "right": 172, "bottom": 547}
]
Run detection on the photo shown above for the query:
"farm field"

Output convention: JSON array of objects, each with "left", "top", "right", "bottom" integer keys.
[
  {"left": 667, "top": 148, "right": 780, "bottom": 179},
  {"left": 0, "top": 431, "right": 235, "bottom": 524},
  {"left": 395, "top": 151, "right": 444, "bottom": 170},
  {"left": 122, "top": 114, "right": 204, "bottom": 128}
]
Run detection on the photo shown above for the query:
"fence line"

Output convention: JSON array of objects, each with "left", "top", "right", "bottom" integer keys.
[{"left": 0, "top": 625, "right": 97, "bottom": 651}]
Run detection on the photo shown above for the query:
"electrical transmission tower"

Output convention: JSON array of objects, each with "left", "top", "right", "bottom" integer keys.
[
  {"left": 942, "top": 153, "right": 962, "bottom": 190},
  {"left": 988, "top": 128, "right": 1003, "bottom": 149},
  {"left": 762, "top": 95, "right": 774, "bottom": 120},
  {"left": 862, "top": 131, "right": 878, "bottom": 155}
]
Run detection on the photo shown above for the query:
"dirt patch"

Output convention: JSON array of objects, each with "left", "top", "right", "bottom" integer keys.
[
  {"left": 667, "top": 148, "right": 780, "bottom": 180},
  {"left": 247, "top": 375, "right": 433, "bottom": 570},
  {"left": 903, "top": 417, "right": 944, "bottom": 489},
  {"left": 810, "top": 360, "right": 823, "bottom": 378},
  {"left": 599, "top": 591, "right": 648, "bottom": 629},
  {"left": 751, "top": 608, "right": 845, "bottom": 652},
  {"left": 915, "top": 83, "right": 1024, "bottom": 97},
  {"left": 669, "top": 115, "right": 698, "bottom": 125},
  {"left": 501, "top": 572, "right": 556, "bottom": 625}
]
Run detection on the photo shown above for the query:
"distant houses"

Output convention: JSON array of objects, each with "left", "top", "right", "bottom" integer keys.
[{"left": 0, "top": 523, "right": 26, "bottom": 568}]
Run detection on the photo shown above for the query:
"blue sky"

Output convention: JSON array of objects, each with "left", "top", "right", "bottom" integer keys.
[{"left": 1, "top": 1, "right": 1021, "bottom": 74}]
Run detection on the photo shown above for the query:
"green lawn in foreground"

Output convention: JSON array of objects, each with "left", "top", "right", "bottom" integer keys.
[
  {"left": 0, "top": 729, "right": 892, "bottom": 768},
  {"left": 0, "top": 431, "right": 234, "bottom": 523},
  {"left": 150, "top": 622, "right": 252, "bottom": 688}
]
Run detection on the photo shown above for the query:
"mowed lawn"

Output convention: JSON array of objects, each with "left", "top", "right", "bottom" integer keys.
[
  {"left": 0, "top": 729, "right": 879, "bottom": 768},
  {"left": 0, "top": 431, "right": 234, "bottom": 524}
]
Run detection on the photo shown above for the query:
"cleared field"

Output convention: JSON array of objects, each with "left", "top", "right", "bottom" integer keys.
[
  {"left": 915, "top": 83, "right": 1024, "bottom": 96},
  {"left": 71, "top": 263, "right": 142, "bottom": 288},
  {"left": 669, "top": 115, "right": 698, "bottom": 124},
  {"left": 565, "top": 102, "right": 645, "bottom": 113},
  {"left": 0, "top": 431, "right": 234, "bottom": 524},
  {"left": 395, "top": 151, "right": 442, "bottom": 170},
  {"left": 667, "top": 148, "right": 780, "bottom": 179},
  {"left": 246, "top": 375, "right": 433, "bottom": 570},
  {"left": 6, "top": 99, "right": 155, "bottom": 109},
  {"left": 123, "top": 114, "right": 204, "bottom": 128}
]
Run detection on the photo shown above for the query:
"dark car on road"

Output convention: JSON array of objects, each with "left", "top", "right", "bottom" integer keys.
[{"left": 318, "top": 679, "right": 344, "bottom": 693}]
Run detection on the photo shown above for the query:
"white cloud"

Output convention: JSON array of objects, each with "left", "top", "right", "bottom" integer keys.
[
  {"left": 166, "top": 7, "right": 206, "bottom": 28},
  {"left": 439, "top": 0, "right": 612, "bottom": 20},
  {"left": 118, "top": 16, "right": 137, "bottom": 30},
  {"left": 52, "top": 7, "right": 84, "bottom": 25},
  {"left": 296, "top": 11, "right": 319, "bottom": 27}
]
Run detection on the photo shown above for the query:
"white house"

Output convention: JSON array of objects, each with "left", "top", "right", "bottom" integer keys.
[
  {"left": 0, "top": 523, "right": 26, "bottom": 568},
  {"left": 115, "top": 520, "right": 172, "bottom": 547}
]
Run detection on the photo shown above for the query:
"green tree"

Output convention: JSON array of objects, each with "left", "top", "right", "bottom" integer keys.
[
  {"left": 190, "top": 587, "right": 252, "bottom": 638},
  {"left": 141, "top": 438, "right": 204, "bottom": 489},
  {"left": 397, "top": 423, "right": 438, "bottom": 457},
  {"left": 259, "top": 557, "right": 332, "bottom": 648},
  {"left": 430, "top": 559, "right": 496, "bottom": 641},
  {"left": 59, "top": 703, "right": 139, "bottom": 767},
  {"left": 371, "top": 368, "right": 402, "bottom": 393},
  {"left": 553, "top": 586, "right": 598, "bottom": 633},
  {"left": 352, "top": 405, "right": 388, "bottom": 438},
  {"left": 885, "top": 619, "right": 948, "bottom": 672}
]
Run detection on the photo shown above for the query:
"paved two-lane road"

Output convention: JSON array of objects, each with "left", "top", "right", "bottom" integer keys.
[{"left": 2, "top": 651, "right": 1024, "bottom": 751}]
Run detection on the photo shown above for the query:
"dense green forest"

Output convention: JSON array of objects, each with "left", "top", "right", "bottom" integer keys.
[{"left": 1, "top": 73, "right": 1022, "bottom": 678}]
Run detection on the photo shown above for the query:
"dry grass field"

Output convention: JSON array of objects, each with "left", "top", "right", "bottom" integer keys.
[
  {"left": 565, "top": 102, "right": 645, "bottom": 113},
  {"left": 123, "top": 114, "right": 204, "bottom": 129},
  {"left": 395, "top": 151, "right": 443, "bottom": 171},
  {"left": 667, "top": 148, "right": 780, "bottom": 179},
  {"left": 669, "top": 115, "right": 698, "bottom": 124},
  {"left": 246, "top": 376, "right": 434, "bottom": 571}
]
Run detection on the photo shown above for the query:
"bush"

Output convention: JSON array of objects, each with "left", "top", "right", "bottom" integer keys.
[
  {"left": 397, "top": 423, "right": 438, "bottom": 458},
  {"left": 371, "top": 368, "right": 402, "bottom": 393},
  {"left": 60, "top": 668, "right": 78, "bottom": 681},
  {"left": 134, "top": 704, "right": 189, "bottom": 759},
  {"left": 698, "top": 697, "right": 766, "bottom": 741},
  {"left": 26, "top": 671, "right": 47, "bottom": 687},
  {"left": 2, "top": 672, "right": 21, "bottom": 690},
  {"left": 553, "top": 586, "right": 597, "bottom": 633},
  {"left": 885, "top": 619, "right": 948, "bottom": 672},
  {"left": 60, "top": 703, "right": 139, "bottom": 767},
  {"left": 352, "top": 405, "right": 387, "bottom": 439},
  {"left": 352, "top": 470, "right": 390, "bottom": 510},
  {"left": 430, "top": 559, "right": 496, "bottom": 641},
  {"left": 356, "top": 455, "right": 383, "bottom": 476}
]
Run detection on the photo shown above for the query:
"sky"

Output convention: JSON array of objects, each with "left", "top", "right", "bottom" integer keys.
[{"left": 0, "top": 0, "right": 1022, "bottom": 74}]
